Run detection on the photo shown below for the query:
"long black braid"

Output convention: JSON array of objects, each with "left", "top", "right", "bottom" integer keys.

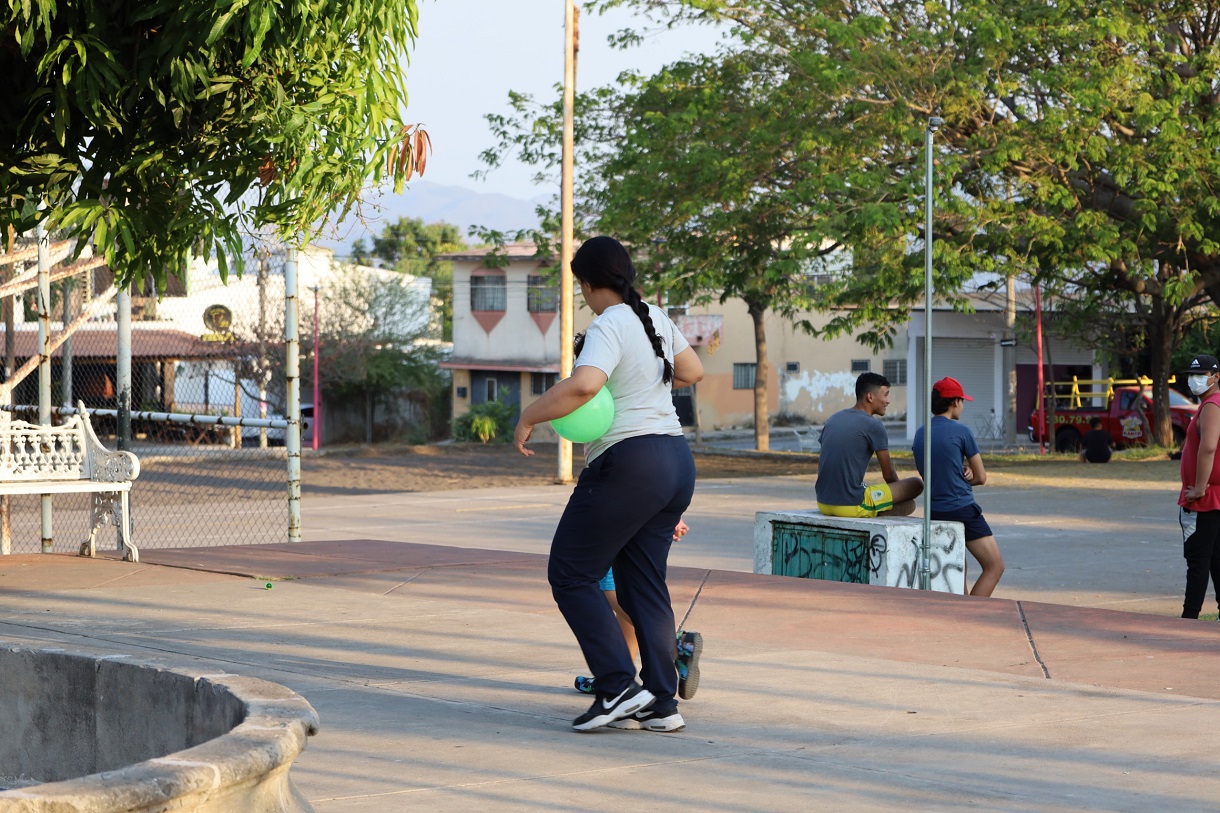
[{"left": 571, "top": 236, "right": 674, "bottom": 384}]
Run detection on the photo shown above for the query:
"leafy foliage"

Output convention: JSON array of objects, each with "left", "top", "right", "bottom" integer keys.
[
  {"left": 352, "top": 218, "right": 466, "bottom": 340},
  {"left": 305, "top": 264, "right": 440, "bottom": 405},
  {"left": 452, "top": 392, "right": 518, "bottom": 443},
  {"left": 487, "top": 0, "right": 1220, "bottom": 445},
  {"left": 1, "top": 0, "right": 424, "bottom": 290}
]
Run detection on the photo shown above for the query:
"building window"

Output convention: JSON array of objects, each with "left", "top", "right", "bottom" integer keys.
[
  {"left": 733, "top": 363, "right": 757, "bottom": 390},
  {"left": 883, "top": 359, "right": 907, "bottom": 386},
  {"left": 527, "top": 275, "right": 558, "bottom": 313},
  {"left": 667, "top": 304, "right": 688, "bottom": 317},
  {"left": 485, "top": 377, "right": 498, "bottom": 402},
  {"left": 530, "top": 372, "right": 558, "bottom": 396},
  {"left": 785, "top": 361, "right": 800, "bottom": 374},
  {"left": 471, "top": 274, "right": 506, "bottom": 311},
  {"left": 851, "top": 359, "right": 871, "bottom": 374}
]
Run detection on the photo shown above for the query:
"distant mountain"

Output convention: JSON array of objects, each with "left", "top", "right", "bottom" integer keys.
[{"left": 315, "top": 180, "right": 549, "bottom": 257}]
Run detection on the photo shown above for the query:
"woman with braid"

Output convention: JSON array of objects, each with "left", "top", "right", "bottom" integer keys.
[{"left": 514, "top": 235, "right": 704, "bottom": 732}]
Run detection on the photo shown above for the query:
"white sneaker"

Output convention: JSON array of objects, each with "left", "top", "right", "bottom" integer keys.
[
  {"left": 571, "top": 683, "right": 655, "bottom": 731},
  {"left": 611, "top": 707, "right": 685, "bottom": 732}
]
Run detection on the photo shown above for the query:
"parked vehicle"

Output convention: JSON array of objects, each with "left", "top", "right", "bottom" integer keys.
[
  {"left": 242, "top": 404, "right": 313, "bottom": 446},
  {"left": 1028, "top": 381, "right": 1196, "bottom": 452}
]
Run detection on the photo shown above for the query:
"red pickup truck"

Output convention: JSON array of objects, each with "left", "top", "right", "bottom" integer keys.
[{"left": 1028, "top": 385, "right": 1197, "bottom": 452}]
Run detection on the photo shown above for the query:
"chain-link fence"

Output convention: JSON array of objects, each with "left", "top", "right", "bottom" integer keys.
[
  {"left": 0, "top": 230, "right": 452, "bottom": 555},
  {"left": 0, "top": 239, "right": 292, "bottom": 554}
]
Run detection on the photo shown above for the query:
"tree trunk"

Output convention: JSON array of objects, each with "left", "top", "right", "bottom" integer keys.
[
  {"left": 748, "top": 302, "right": 769, "bottom": 451},
  {"left": 1147, "top": 296, "right": 1174, "bottom": 447}
]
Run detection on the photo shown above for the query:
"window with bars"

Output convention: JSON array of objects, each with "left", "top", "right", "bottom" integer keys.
[
  {"left": 485, "top": 377, "right": 498, "bottom": 402},
  {"left": 471, "top": 274, "right": 506, "bottom": 311},
  {"left": 527, "top": 275, "right": 558, "bottom": 313},
  {"left": 785, "top": 361, "right": 800, "bottom": 374},
  {"left": 530, "top": 372, "right": 558, "bottom": 396},
  {"left": 883, "top": 359, "right": 907, "bottom": 386},
  {"left": 733, "top": 363, "right": 757, "bottom": 390},
  {"left": 851, "top": 359, "right": 871, "bottom": 374}
]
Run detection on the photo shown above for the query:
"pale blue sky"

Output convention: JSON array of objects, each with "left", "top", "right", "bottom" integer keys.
[{"left": 402, "top": 1, "right": 723, "bottom": 199}]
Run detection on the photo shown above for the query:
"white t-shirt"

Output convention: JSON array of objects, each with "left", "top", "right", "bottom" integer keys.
[{"left": 574, "top": 302, "right": 690, "bottom": 462}]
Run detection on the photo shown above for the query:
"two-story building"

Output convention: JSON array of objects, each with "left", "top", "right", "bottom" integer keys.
[{"left": 440, "top": 244, "right": 572, "bottom": 439}]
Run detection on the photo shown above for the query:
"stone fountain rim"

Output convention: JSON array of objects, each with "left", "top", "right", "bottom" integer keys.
[{"left": 0, "top": 645, "right": 319, "bottom": 810}]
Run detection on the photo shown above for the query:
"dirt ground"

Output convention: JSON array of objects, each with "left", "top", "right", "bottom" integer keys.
[{"left": 299, "top": 441, "right": 1181, "bottom": 494}]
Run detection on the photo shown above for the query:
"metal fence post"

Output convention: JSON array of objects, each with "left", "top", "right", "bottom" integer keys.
[
  {"left": 117, "top": 289, "right": 132, "bottom": 452},
  {"left": 36, "top": 220, "right": 52, "bottom": 552},
  {"left": 61, "top": 277, "right": 73, "bottom": 407},
  {"left": 285, "top": 249, "right": 302, "bottom": 543}
]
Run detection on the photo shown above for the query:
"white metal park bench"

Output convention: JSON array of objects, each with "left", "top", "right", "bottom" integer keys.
[{"left": 0, "top": 401, "right": 140, "bottom": 562}]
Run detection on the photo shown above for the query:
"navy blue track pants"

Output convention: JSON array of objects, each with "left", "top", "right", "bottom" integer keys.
[{"left": 548, "top": 434, "right": 695, "bottom": 706}]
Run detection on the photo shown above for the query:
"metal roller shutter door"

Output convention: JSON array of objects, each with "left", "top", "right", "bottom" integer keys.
[{"left": 915, "top": 338, "right": 1000, "bottom": 438}]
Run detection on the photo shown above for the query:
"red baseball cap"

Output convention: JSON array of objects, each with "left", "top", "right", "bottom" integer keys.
[{"left": 932, "top": 376, "right": 973, "bottom": 401}]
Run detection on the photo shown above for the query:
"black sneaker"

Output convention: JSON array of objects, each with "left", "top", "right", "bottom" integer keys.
[
  {"left": 572, "top": 683, "right": 655, "bottom": 731},
  {"left": 676, "top": 631, "right": 703, "bottom": 700},
  {"left": 610, "top": 706, "right": 686, "bottom": 732}
]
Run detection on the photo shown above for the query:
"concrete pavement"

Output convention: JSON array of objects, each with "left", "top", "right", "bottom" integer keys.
[
  {"left": 2, "top": 507, "right": 1219, "bottom": 811},
  {"left": 300, "top": 465, "right": 1188, "bottom": 615}
]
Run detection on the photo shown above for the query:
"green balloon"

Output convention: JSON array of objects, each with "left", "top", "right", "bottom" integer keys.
[{"left": 550, "top": 386, "right": 615, "bottom": 443}]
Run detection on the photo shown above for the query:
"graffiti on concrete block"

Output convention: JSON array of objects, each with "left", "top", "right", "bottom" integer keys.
[
  {"left": 892, "top": 528, "right": 964, "bottom": 591},
  {"left": 771, "top": 522, "right": 884, "bottom": 584}
]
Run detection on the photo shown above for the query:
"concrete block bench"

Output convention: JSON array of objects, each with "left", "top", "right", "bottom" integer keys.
[
  {"left": 754, "top": 509, "right": 966, "bottom": 593},
  {"left": 0, "top": 402, "right": 140, "bottom": 561}
]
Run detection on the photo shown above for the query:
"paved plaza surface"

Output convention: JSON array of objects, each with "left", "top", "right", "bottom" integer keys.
[{"left": 2, "top": 465, "right": 1218, "bottom": 811}]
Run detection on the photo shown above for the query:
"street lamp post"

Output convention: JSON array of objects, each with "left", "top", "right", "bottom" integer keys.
[{"left": 921, "top": 116, "right": 942, "bottom": 591}]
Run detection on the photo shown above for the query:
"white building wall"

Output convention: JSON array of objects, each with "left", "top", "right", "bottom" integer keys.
[{"left": 451, "top": 261, "right": 591, "bottom": 365}]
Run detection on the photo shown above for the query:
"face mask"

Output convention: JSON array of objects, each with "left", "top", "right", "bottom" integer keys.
[{"left": 1189, "top": 374, "right": 1213, "bottom": 395}]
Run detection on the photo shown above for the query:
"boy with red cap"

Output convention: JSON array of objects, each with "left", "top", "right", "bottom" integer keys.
[{"left": 912, "top": 377, "right": 1005, "bottom": 597}]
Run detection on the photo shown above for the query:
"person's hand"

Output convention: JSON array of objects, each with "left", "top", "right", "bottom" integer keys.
[
  {"left": 513, "top": 420, "right": 534, "bottom": 457},
  {"left": 672, "top": 520, "right": 689, "bottom": 541},
  {"left": 962, "top": 464, "right": 974, "bottom": 482},
  {"left": 1186, "top": 483, "right": 1207, "bottom": 502}
]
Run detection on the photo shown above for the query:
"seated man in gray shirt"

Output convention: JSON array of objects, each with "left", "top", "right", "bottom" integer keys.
[{"left": 815, "top": 372, "right": 923, "bottom": 517}]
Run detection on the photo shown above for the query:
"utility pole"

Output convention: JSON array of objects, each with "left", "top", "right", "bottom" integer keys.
[
  {"left": 1003, "top": 273, "right": 1017, "bottom": 444},
  {"left": 557, "top": 0, "right": 579, "bottom": 484}
]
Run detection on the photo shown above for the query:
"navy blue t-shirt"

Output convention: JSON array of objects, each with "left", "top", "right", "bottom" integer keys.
[{"left": 911, "top": 415, "right": 980, "bottom": 512}]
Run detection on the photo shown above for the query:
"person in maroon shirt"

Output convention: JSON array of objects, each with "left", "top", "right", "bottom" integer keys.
[{"left": 1178, "top": 354, "right": 1220, "bottom": 618}]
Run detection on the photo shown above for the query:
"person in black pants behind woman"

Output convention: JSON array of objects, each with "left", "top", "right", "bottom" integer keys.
[{"left": 514, "top": 236, "right": 704, "bottom": 731}]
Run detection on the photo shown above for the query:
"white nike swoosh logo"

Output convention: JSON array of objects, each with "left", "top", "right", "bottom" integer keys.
[{"left": 601, "top": 688, "right": 629, "bottom": 710}]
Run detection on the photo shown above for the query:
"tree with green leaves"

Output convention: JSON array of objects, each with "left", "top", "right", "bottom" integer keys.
[
  {"left": 530, "top": 0, "right": 1220, "bottom": 447},
  {"left": 305, "top": 264, "right": 444, "bottom": 441},
  {"left": 485, "top": 49, "right": 865, "bottom": 449},
  {"left": 1, "top": 0, "right": 426, "bottom": 290}
]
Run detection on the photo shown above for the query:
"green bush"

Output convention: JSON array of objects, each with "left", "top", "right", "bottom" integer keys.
[{"left": 453, "top": 394, "right": 518, "bottom": 443}]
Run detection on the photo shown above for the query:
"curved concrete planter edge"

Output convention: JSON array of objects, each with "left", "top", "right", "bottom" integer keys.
[{"left": 0, "top": 647, "right": 320, "bottom": 813}]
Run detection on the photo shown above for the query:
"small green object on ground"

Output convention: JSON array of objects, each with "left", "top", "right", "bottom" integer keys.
[{"left": 265, "top": 582, "right": 273, "bottom": 589}]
